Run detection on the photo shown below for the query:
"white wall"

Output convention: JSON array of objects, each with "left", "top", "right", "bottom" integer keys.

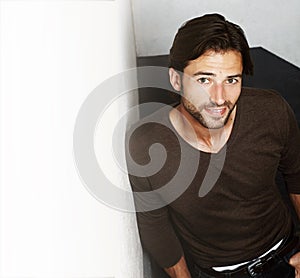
[
  {"left": 132, "top": 0, "right": 300, "bottom": 67},
  {"left": 0, "top": 0, "right": 142, "bottom": 277}
]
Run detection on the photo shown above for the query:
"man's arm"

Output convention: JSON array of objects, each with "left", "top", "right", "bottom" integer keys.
[
  {"left": 164, "top": 255, "right": 191, "bottom": 278},
  {"left": 290, "top": 194, "right": 300, "bottom": 219},
  {"left": 288, "top": 194, "right": 300, "bottom": 277},
  {"left": 275, "top": 98, "right": 300, "bottom": 277}
]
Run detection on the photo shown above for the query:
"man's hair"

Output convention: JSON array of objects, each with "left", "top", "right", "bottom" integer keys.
[{"left": 169, "top": 13, "right": 254, "bottom": 75}]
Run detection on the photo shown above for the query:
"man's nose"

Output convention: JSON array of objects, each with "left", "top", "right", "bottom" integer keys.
[{"left": 210, "top": 84, "right": 225, "bottom": 105}]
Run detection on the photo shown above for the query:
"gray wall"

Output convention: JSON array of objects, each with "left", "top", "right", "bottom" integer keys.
[{"left": 132, "top": 0, "right": 300, "bottom": 67}]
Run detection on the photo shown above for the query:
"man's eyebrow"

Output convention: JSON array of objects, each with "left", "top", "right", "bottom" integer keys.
[
  {"left": 193, "top": 71, "right": 215, "bottom": 77},
  {"left": 193, "top": 71, "right": 243, "bottom": 79},
  {"left": 227, "top": 74, "right": 243, "bottom": 79}
]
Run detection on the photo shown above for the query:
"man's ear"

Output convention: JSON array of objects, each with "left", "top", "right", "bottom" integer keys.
[{"left": 169, "top": 68, "right": 182, "bottom": 92}]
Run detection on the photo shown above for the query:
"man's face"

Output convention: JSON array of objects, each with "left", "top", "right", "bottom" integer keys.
[{"left": 179, "top": 50, "right": 243, "bottom": 129}]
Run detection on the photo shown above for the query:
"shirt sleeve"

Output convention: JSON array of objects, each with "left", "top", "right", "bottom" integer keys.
[
  {"left": 128, "top": 173, "right": 183, "bottom": 268},
  {"left": 278, "top": 99, "right": 300, "bottom": 193}
]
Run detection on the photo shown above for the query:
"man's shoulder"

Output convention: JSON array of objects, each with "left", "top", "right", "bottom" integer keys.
[
  {"left": 126, "top": 104, "right": 179, "bottom": 160},
  {"left": 241, "top": 87, "right": 284, "bottom": 100},
  {"left": 240, "top": 87, "right": 287, "bottom": 109},
  {"left": 239, "top": 87, "right": 294, "bottom": 131},
  {"left": 127, "top": 104, "right": 173, "bottom": 139}
]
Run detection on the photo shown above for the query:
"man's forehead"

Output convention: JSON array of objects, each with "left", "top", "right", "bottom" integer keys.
[{"left": 184, "top": 50, "right": 243, "bottom": 75}]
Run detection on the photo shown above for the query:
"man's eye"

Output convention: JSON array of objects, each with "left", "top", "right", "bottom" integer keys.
[
  {"left": 197, "top": 77, "right": 210, "bottom": 84},
  {"left": 227, "top": 78, "right": 238, "bottom": 84}
]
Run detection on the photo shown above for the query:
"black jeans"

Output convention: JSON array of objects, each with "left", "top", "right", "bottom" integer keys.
[{"left": 192, "top": 245, "right": 299, "bottom": 278}]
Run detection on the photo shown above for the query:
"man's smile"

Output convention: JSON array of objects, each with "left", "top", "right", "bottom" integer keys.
[{"left": 204, "top": 106, "right": 227, "bottom": 118}]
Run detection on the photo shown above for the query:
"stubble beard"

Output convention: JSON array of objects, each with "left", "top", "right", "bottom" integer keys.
[{"left": 182, "top": 98, "right": 235, "bottom": 129}]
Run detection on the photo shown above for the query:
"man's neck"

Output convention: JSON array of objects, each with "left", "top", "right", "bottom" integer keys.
[{"left": 169, "top": 103, "right": 237, "bottom": 153}]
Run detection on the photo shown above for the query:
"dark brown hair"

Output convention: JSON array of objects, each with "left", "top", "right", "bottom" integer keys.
[{"left": 169, "top": 14, "right": 253, "bottom": 75}]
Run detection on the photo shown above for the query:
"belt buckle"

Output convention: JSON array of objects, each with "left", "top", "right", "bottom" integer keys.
[{"left": 247, "top": 258, "right": 263, "bottom": 277}]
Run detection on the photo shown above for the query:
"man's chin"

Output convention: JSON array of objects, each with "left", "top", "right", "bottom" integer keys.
[
  {"left": 199, "top": 114, "right": 228, "bottom": 129},
  {"left": 201, "top": 121, "right": 226, "bottom": 129}
]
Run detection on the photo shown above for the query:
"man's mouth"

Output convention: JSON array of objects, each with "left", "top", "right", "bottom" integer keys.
[{"left": 204, "top": 106, "right": 227, "bottom": 117}]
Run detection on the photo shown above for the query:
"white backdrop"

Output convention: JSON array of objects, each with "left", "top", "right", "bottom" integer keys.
[
  {"left": 0, "top": 0, "right": 142, "bottom": 277},
  {"left": 132, "top": 0, "right": 300, "bottom": 67}
]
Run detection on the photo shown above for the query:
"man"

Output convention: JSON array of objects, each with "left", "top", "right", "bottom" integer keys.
[{"left": 127, "top": 14, "right": 300, "bottom": 277}]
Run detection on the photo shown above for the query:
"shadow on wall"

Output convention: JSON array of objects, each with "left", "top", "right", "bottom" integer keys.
[{"left": 136, "top": 46, "right": 300, "bottom": 277}]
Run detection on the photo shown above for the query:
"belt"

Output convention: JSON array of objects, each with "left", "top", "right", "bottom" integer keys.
[
  {"left": 195, "top": 234, "right": 300, "bottom": 277},
  {"left": 213, "top": 238, "right": 283, "bottom": 272}
]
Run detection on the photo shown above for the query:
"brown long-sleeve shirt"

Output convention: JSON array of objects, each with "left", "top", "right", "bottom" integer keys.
[{"left": 127, "top": 87, "right": 300, "bottom": 268}]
